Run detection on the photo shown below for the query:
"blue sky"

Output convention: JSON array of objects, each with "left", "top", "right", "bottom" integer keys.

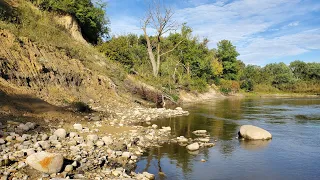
[{"left": 104, "top": 0, "right": 320, "bottom": 66}]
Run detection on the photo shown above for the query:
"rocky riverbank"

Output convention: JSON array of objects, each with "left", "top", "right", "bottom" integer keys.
[{"left": 0, "top": 105, "right": 217, "bottom": 180}]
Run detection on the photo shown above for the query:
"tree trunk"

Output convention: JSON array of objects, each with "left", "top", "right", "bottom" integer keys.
[
  {"left": 143, "top": 27, "right": 158, "bottom": 77},
  {"left": 156, "top": 43, "right": 161, "bottom": 76}
]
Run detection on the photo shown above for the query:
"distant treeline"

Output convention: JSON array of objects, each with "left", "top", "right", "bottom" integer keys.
[{"left": 98, "top": 25, "right": 320, "bottom": 95}]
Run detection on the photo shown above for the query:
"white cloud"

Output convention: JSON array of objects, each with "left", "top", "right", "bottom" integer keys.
[
  {"left": 108, "top": 0, "right": 320, "bottom": 65},
  {"left": 238, "top": 29, "right": 320, "bottom": 64},
  {"left": 288, "top": 21, "right": 300, "bottom": 27},
  {"left": 173, "top": 0, "right": 320, "bottom": 65}
]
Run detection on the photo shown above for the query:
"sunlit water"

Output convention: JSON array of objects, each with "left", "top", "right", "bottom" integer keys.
[{"left": 136, "top": 98, "right": 320, "bottom": 180}]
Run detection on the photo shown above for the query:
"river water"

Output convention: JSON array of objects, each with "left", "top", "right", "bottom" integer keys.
[{"left": 136, "top": 97, "right": 320, "bottom": 180}]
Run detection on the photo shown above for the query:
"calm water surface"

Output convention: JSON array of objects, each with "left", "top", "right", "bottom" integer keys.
[{"left": 136, "top": 98, "right": 320, "bottom": 180}]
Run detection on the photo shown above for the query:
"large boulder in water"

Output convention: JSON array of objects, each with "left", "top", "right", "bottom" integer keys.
[
  {"left": 238, "top": 125, "right": 272, "bottom": 140},
  {"left": 26, "top": 151, "right": 63, "bottom": 173}
]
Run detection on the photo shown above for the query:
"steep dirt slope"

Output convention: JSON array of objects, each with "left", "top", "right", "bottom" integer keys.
[{"left": 0, "top": 29, "right": 122, "bottom": 108}]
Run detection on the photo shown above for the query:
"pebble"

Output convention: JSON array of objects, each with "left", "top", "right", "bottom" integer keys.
[
  {"left": 54, "top": 129, "right": 67, "bottom": 139},
  {"left": 64, "top": 165, "right": 73, "bottom": 172},
  {"left": 73, "top": 123, "right": 83, "bottom": 131}
]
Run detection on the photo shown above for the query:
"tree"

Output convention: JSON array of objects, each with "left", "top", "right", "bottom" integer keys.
[
  {"left": 216, "top": 40, "right": 240, "bottom": 80},
  {"left": 264, "top": 62, "right": 294, "bottom": 88},
  {"left": 29, "top": 0, "right": 109, "bottom": 44},
  {"left": 290, "top": 60, "right": 307, "bottom": 80},
  {"left": 141, "top": 1, "right": 182, "bottom": 77}
]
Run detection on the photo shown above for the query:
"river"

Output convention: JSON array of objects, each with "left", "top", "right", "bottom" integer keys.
[{"left": 135, "top": 97, "right": 320, "bottom": 180}]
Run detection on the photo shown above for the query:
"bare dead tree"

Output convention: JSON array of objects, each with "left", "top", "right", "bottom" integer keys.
[{"left": 141, "top": 1, "right": 183, "bottom": 77}]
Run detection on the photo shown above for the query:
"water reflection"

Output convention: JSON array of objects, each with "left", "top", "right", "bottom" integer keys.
[
  {"left": 239, "top": 140, "right": 271, "bottom": 151},
  {"left": 137, "top": 97, "right": 320, "bottom": 180}
]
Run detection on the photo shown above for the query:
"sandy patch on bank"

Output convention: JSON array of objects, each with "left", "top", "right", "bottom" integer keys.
[{"left": 179, "top": 88, "right": 225, "bottom": 103}]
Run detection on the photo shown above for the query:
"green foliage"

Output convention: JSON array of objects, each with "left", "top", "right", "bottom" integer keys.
[
  {"left": 240, "top": 61, "right": 320, "bottom": 94},
  {"left": 240, "top": 79, "right": 253, "bottom": 92},
  {"left": 216, "top": 40, "right": 240, "bottom": 80},
  {"left": 28, "top": 0, "right": 109, "bottom": 44},
  {"left": 99, "top": 24, "right": 219, "bottom": 93},
  {"left": 98, "top": 34, "right": 147, "bottom": 70},
  {"left": 219, "top": 79, "right": 240, "bottom": 94},
  {"left": 0, "top": 0, "right": 20, "bottom": 23}
]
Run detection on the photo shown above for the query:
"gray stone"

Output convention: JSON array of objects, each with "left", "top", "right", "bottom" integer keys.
[
  {"left": 0, "top": 138, "right": 5, "bottom": 144},
  {"left": 54, "top": 129, "right": 67, "bottom": 139},
  {"left": 25, "top": 122, "right": 36, "bottom": 130},
  {"left": 18, "top": 123, "right": 30, "bottom": 131}
]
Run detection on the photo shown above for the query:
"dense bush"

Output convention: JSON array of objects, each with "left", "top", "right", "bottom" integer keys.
[
  {"left": 0, "top": 0, "right": 20, "bottom": 23},
  {"left": 219, "top": 79, "right": 240, "bottom": 95},
  {"left": 28, "top": 0, "right": 109, "bottom": 44}
]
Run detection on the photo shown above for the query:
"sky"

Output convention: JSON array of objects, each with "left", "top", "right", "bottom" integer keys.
[{"left": 104, "top": 0, "right": 320, "bottom": 66}]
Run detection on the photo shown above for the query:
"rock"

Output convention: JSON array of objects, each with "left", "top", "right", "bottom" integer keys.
[
  {"left": 49, "top": 135, "right": 58, "bottom": 141},
  {"left": 142, "top": 172, "right": 155, "bottom": 179},
  {"left": 64, "top": 165, "right": 73, "bottom": 172},
  {"left": 115, "top": 151, "right": 122, "bottom": 156},
  {"left": 71, "top": 161, "right": 78, "bottom": 167},
  {"left": 96, "top": 140, "right": 104, "bottom": 147},
  {"left": 161, "top": 126, "right": 171, "bottom": 132},
  {"left": 54, "top": 129, "right": 67, "bottom": 139},
  {"left": 186, "top": 143, "right": 199, "bottom": 151},
  {"left": 0, "top": 138, "right": 5, "bottom": 144},
  {"left": 177, "top": 136, "right": 188, "bottom": 143},
  {"left": 18, "top": 161, "right": 27, "bottom": 169},
  {"left": 102, "top": 136, "right": 113, "bottom": 145},
  {"left": 26, "top": 151, "right": 64, "bottom": 173},
  {"left": 151, "top": 124, "right": 158, "bottom": 129},
  {"left": 69, "top": 132, "right": 78, "bottom": 138},
  {"left": 41, "top": 134, "right": 48, "bottom": 141},
  {"left": 175, "top": 107, "right": 183, "bottom": 111},
  {"left": 18, "top": 124, "right": 30, "bottom": 131},
  {"left": 122, "top": 152, "right": 131, "bottom": 158},
  {"left": 203, "top": 143, "right": 215, "bottom": 147},
  {"left": 38, "top": 141, "right": 50, "bottom": 150},
  {"left": 131, "top": 155, "right": 138, "bottom": 160},
  {"left": 25, "top": 122, "right": 36, "bottom": 130},
  {"left": 73, "top": 124, "right": 83, "bottom": 131},
  {"left": 5, "top": 136, "right": 14, "bottom": 142},
  {"left": 238, "top": 125, "right": 272, "bottom": 140},
  {"left": 87, "top": 134, "right": 98, "bottom": 142},
  {"left": 112, "top": 170, "right": 121, "bottom": 177},
  {"left": 24, "top": 148, "right": 35, "bottom": 156},
  {"left": 146, "top": 117, "right": 151, "bottom": 121},
  {"left": 193, "top": 130, "right": 207, "bottom": 135},
  {"left": 201, "top": 159, "right": 206, "bottom": 162},
  {"left": 91, "top": 116, "right": 100, "bottom": 121},
  {"left": 198, "top": 138, "right": 210, "bottom": 143}
]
